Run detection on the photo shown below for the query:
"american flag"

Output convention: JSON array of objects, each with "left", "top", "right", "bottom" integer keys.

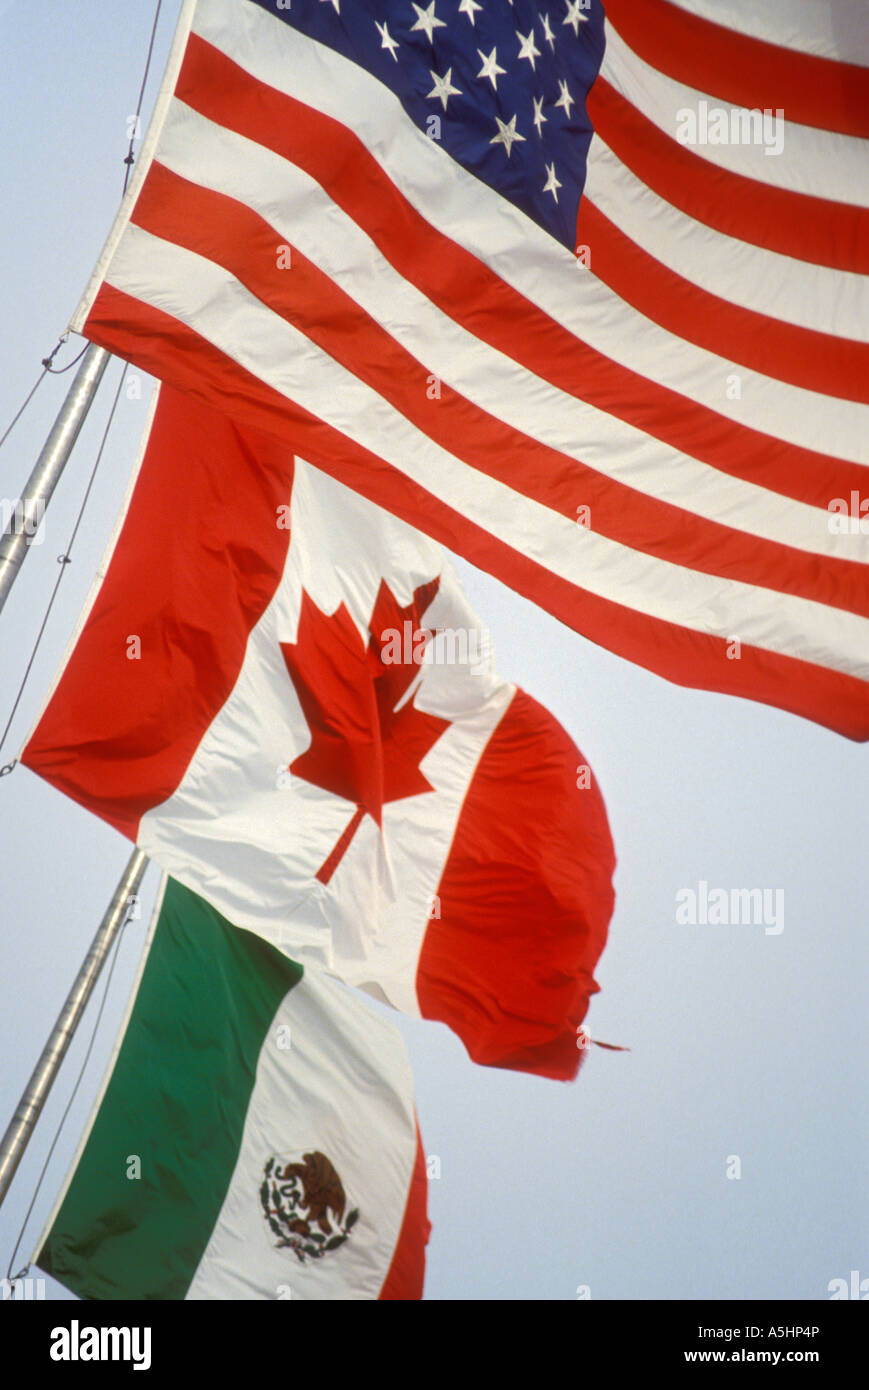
[{"left": 73, "top": 0, "right": 869, "bottom": 738}]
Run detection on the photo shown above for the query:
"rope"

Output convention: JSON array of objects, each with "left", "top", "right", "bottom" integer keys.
[
  {"left": 122, "top": 0, "right": 164, "bottom": 194},
  {"left": 1, "top": 0, "right": 165, "bottom": 1293},
  {"left": 0, "top": 0, "right": 163, "bottom": 458},
  {"left": 45, "top": 343, "right": 89, "bottom": 376},
  {"left": 0, "top": 374, "right": 46, "bottom": 455},
  {"left": 0, "top": 363, "right": 128, "bottom": 771},
  {"left": 3, "top": 898, "right": 137, "bottom": 1286},
  {"left": 0, "top": 335, "right": 77, "bottom": 455}
]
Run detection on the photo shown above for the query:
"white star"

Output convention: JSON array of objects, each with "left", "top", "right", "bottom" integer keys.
[
  {"left": 563, "top": 0, "right": 590, "bottom": 38},
  {"left": 543, "top": 162, "right": 562, "bottom": 201},
  {"left": 516, "top": 28, "right": 541, "bottom": 70},
  {"left": 375, "top": 19, "right": 400, "bottom": 60},
  {"left": 411, "top": 1, "right": 446, "bottom": 42},
  {"left": 458, "top": 0, "right": 482, "bottom": 25},
  {"left": 490, "top": 113, "right": 526, "bottom": 157},
  {"left": 532, "top": 95, "right": 547, "bottom": 136},
  {"left": 319, "top": 0, "right": 340, "bottom": 12},
  {"left": 428, "top": 66, "right": 462, "bottom": 110},
  {"left": 554, "top": 78, "right": 575, "bottom": 117},
  {"left": 476, "top": 46, "right": 506, "bottom": 90},
  {"left": 540, "top": 13, "right": 555, "bottom": 50}
]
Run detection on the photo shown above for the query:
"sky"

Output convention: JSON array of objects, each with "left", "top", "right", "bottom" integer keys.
[{"left": 0, "top": 1, "right": 865, "bottom": 1302}]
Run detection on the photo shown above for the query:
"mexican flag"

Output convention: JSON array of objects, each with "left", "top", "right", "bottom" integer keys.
[
  {"left": 23, "top": 384, "right": 616, "bottom": 1080},
  {"left": 36, "top": 877, "right": 429, "bottom": 1300}
]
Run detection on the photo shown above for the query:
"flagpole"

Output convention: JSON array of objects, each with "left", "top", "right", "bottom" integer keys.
[
  {"left": 0, "top": 846, "right": 147, "bottom": 1211},
  {"left": 0, "top": 342, "right": 110, "bottom": 617}
]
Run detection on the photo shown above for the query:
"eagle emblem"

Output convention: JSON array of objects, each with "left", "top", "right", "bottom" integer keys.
[{"left": 260, "top": 1152, "right": 359, "bottom": 1262}]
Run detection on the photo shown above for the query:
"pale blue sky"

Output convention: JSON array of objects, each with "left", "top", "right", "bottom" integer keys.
[{"left": 0, "top": 1, "right": 864, "bottom": 1301}]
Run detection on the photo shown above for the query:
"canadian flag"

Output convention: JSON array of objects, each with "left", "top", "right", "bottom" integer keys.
[{"left": 23, "top": 385, "right": 616, "bottom": 1080}]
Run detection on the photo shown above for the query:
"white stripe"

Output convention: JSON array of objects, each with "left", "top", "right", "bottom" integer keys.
[
  {"left": 71, "top": 0, "right": 198, "bottom": 333},
  {"left": 665, "top": 0, "right": 869, "bottom": 67},
  {"left": 585, "top": 137, "right": 869, "bottom": 343},
  {"left": 187, "top": 967, "right": 418, "bottom": 1300},
  {"left": 558, "top": 265, "right": 868, "bottom": 467},
  {"left": 601, "top": 25, "right": 869, "bottom": 208},
  {"left": 105, "top": 226, "right": 869, "bottom": 679},
  {"left": 156, "top": 98, "right": 863, "bottom": 563},
  {"left": 185, "top": 0, "right": 869, "bottom": 462}
]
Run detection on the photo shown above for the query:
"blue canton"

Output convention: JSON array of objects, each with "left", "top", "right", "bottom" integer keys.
[{"left": 249, "top": 0, "right": 605, "bottom": 249}]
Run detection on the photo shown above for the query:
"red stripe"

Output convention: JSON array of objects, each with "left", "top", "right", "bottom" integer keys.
[
  {"left": 418, "top": 688, "right": 616, "bottom": 1081},
  {"left": 603, "top": 0, "right": 869, "bottom": 139},
  {"left": 588, "top": 77, "right": 869, "bottom": 274},
  {"left": 379, "top": 1119, "right": 430, "bottom": 1300},
  {"left": 78, "top": 287, "right": 869, "bottom": 740},
  {"left": 21, "top": 388, "right": 293, "bottom": 837},
  {"left": 579, "top": 196, "right": 869, "bottom": 404},
  {"left": 131, "top": 160, "right": 869, "bottom": 621},
  {"left": 171, "top": 33, "right": 867, "bottom": 510}
]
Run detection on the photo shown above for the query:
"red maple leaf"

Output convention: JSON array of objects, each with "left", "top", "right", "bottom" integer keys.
[{"left": 280, "top": 577, "right": 449, "bottom": 883}]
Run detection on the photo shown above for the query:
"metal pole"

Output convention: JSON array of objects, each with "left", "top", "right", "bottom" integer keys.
[
  {"left": 0, "top": 847, "right": 148, "bottom": 1210},
  {"left": 0, "top": 342, "right": 110, "bottom": 617}
]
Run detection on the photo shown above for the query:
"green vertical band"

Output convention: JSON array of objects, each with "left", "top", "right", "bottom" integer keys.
[{"left": 38, "top": 878, "right": 302, "bottom": 1299}]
